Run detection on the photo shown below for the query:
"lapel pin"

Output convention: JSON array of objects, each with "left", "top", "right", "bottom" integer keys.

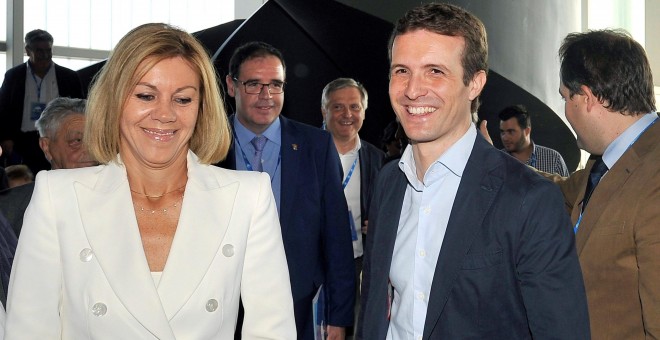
[{"left": 292, "top": 144, "right": 298, "bottom": 150}]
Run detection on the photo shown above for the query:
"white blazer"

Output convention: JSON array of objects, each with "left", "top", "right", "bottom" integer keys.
[{"left": 4, "top": 151, "right": 296, "bottom": 339}]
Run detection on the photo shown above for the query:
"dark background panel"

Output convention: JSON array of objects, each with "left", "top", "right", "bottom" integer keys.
[{"left": 77, "top": 0, "right": 579, "bottom": 170}]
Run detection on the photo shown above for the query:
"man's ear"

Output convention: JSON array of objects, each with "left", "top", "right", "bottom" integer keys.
[
  {"left": 38, "top": 137, "right": 52, "bottom": 162},
  {"left": 225, "top": 75, "right": 236, "bottom": 98},
  {"left": 468, "top": 70, "right": 487, "bottom": 101},
  {"left": 524, "top": 127, "right": 531, "bottom": 137},
  {"left": 580, "top": 85, "right": 599, "bottom": 112}
]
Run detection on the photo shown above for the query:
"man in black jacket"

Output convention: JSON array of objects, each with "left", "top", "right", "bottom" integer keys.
[{"left": 0, "top": 29, "right": 83, "bottom": 174}]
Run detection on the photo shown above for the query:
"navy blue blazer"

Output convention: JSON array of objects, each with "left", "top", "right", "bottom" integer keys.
[
  {"left": 218, "top": 115, "right": 355, "bottom": 339},
  {"left": 0, "top": 181, "right": 35, "bottom": 236},
  {"left": 357, "top": 140, "right": 384, "bottom": 230},
  {"left": 0, "top": 62, "right": 83, "bottom": 141},
  {"left": 358, "top": 132, "right": 590, "bottom": 339}
]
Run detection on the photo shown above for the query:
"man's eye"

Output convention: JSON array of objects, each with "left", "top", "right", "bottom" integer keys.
[
  {"left": 271, "top": 82, "right": 284, "bottom": 89},
  {"left": 245, "top": 82, "right": 260, "bottom": 88},
  {"left": 350, "top": 104, "right": 361, "bottom": 111},
  {"left": 68, "top": 139, "right": 82, "bottom": 148}
]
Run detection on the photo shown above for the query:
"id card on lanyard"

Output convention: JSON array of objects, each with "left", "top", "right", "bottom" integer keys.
[
  {"left": 29, "top": 63, "right": 50, "bottom": 120},
  {"left": 343, "top": 157, "right": 359, "bottom": 241}
]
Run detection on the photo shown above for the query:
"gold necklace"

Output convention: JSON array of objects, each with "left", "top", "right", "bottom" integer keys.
[
  {"left": 130, "top": 184, "right": 186, "bottom": 199},
  {"left": 133, "top": 194, "right": 184, "bottom": 215}
]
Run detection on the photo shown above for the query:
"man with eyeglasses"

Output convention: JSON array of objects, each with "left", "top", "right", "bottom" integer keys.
[{"left": 218, "top": 41, "right": 355, "bottom": 340}]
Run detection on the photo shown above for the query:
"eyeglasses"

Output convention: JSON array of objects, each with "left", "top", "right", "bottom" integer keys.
[{"left": 233, "top": 77, "right": 286, "bottom": 94}]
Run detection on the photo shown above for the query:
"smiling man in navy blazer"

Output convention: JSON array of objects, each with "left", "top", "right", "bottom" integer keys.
[
  {"left": 358, "top": 3, "right": 590, "bottom": 339},
  {"left": 217, "top": 41, "right": 355, "bottom": 340}
]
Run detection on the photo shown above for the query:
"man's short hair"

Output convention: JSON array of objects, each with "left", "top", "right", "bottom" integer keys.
[
  {"left": 498, "top": 105, "right": 531, "bottom": 129},
  {"left": 228, "top": 41, "right": 286, "bottom": 79},
  {"left": 321, "top": 77, "right": 368, "bottom": 111},
  {"left": 559, "top": 29, "right": 655, "bottom": 115},
  {"left": 388, "top": 3, "right": 488, "bottom": 113},
  {"left": 35, "top": 97, "right": 86, "bottom": 139},
  {"left": 5, "top": 164, "right": 33, "bottom": 183},
  {"left": 25, "top": 29, "right": 54, "bottom": 48}
]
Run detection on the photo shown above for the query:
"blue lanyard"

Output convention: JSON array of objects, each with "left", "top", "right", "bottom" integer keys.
[
  {"left": 574, "top": 116, "right": 658, "bottom": 233},
  {"left": 28, "top": 62, "right": 50, "bottom": 101},
  {"left": 233, "top": 130, "right": 281, "bottom": 181},
  {"left": 342, "top": 157, "right": 358, "bottom": 189}
]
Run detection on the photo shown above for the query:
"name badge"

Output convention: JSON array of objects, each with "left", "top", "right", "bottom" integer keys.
[
  {"left": 348, "top": 210, "right": 358, "bottom": 241},
  {"left": 30, "top": 102, "right": 47, "bottom": 120}
]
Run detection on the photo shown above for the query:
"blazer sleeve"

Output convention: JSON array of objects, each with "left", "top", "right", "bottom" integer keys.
[
  {"left": 4, "top": 172, "right": 62, "bottom": 338},
  {"left": 516, "top": 179, "right": 591, "bottom": 339},
  {"left": 636, "top": 174, "right": 660, "bottom": 338},
  {"left": 240, "top": 173, "right": 297, "bottom": 339},
  {"left": 321, "top": 135, "right": 356, "bottom": 327}
]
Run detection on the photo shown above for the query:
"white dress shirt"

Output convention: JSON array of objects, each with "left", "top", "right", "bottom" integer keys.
[{"left": 339, "top": 138, "right": 362, "bottom": 258}]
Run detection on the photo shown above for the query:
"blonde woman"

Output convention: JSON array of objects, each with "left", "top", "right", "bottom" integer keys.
[{"left": 5, "top": 23, "right": 295, "bottom": 339}]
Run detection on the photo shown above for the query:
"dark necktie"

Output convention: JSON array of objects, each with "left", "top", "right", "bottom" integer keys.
[
  {"left": 582, "top": 157, "right": 608, "bottom": 212},
  {"left": 250, "top": 135, "right": 267, "bottom": 172}
]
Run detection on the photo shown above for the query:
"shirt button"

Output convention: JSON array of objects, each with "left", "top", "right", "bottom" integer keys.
[
  {"left": 417, "top": 292, "right": 425, "bottom": 300},
  {"left": 206, "top": 299, "right": 219, "bottom": 312},
  {"left": 419, "top": 249, "right": 426, "bottom": 257},
  {"left": 91, "top": 302, "right": 107, "bottom": 316},
  {"left": 423, "top": 206, "right": 431, "bottom": 215},
  {"left": 222, "top": 244, "right": 234, "bottom": 257},
  {"left": 79, "top": 248, "right": 94, "bottom": 262}
]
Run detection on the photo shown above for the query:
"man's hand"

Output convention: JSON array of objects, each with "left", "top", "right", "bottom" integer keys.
[
  {"left": 479, "top": 120, "right": 494, "bottom": 145},
  {"left": 326, "top": 325, "right": 346, "bottom": 340},
  {"left": 362, "top": 220, "right": 368, "bottom": 234}
]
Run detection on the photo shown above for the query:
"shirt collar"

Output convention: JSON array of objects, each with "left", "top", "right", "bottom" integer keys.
[
  {"left": 399, "top": 124, "right": 476, "bottom": 190},
  {"left": 602, "top": 112, "right": 657, "bottom": 168},
  {"left": 339, "top": 136, "right": 362, "bottom": 156},
  {"left": 233, "top": 115, "right": 282, "bottom": 147}
]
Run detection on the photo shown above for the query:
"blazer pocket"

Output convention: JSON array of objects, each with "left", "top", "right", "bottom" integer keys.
[{"left": 461, "top": 250, "right": 503, "bottom": 270}]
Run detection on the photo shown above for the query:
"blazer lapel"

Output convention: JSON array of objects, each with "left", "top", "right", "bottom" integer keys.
[
  {"left": 76, "top": 161, "right": 175, "bottom": 340},
  {"left": 575, "top": 144, "right": 641, "bottom": 253},
  {"left": 423, "top": 137, "right": 503, "bottom": 339},
  {"left": 361, "top": 161, "right": 406, "bottom": 339},
  {"left": 278, "top": 116, "right": 299, "bottom": 238},
  {"left": 157, "top": 152, "right": 237, "bottom": 319}
]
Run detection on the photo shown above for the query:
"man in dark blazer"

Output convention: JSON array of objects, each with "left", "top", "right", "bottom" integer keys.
[
  {"left": 217, "top": 42, "right": 355, "bottom": 340},
  {"left": 0, "top": 29, "right": 83, "bottom": 175},
  {"left": 358, "top": 3, "right": 590, "bottom": 339},
  {"left": 320, "top": 77, "right": 385, "bottom": 331}
]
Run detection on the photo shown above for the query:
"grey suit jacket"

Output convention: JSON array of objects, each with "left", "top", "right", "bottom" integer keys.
[{"left": 359, "top": 131, "right": 590, "bottom": 339}]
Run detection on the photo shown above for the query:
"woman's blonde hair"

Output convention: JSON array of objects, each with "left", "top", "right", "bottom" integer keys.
[{"left": 85, "top": 23, "right": 230, "bottom": 164}]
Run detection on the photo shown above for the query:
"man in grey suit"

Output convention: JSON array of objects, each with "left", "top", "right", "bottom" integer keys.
[
  {"left": 0, "top": 97, "right": 96, "bottom": 236},
  {"left": 357, "top": 3, "right": 590, "bottom": 339}
]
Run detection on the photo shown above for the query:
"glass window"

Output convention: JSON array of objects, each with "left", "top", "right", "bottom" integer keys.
[
  {"left": 16, "top": 0, "right": 234, "bottom": 72},
  {"left": 587, "top": 0, "right": 645, "bottom": 44}
]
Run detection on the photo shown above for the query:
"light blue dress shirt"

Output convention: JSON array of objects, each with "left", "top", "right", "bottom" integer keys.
[
  {"left": 233, "top": 115, "right": 282, "bottom": 213},
  {"left": 387, "top": 126, "right": 476, "bottom": 340},
  {"left": 602, "top": 112, "right": 658, "bottom": 170}
]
